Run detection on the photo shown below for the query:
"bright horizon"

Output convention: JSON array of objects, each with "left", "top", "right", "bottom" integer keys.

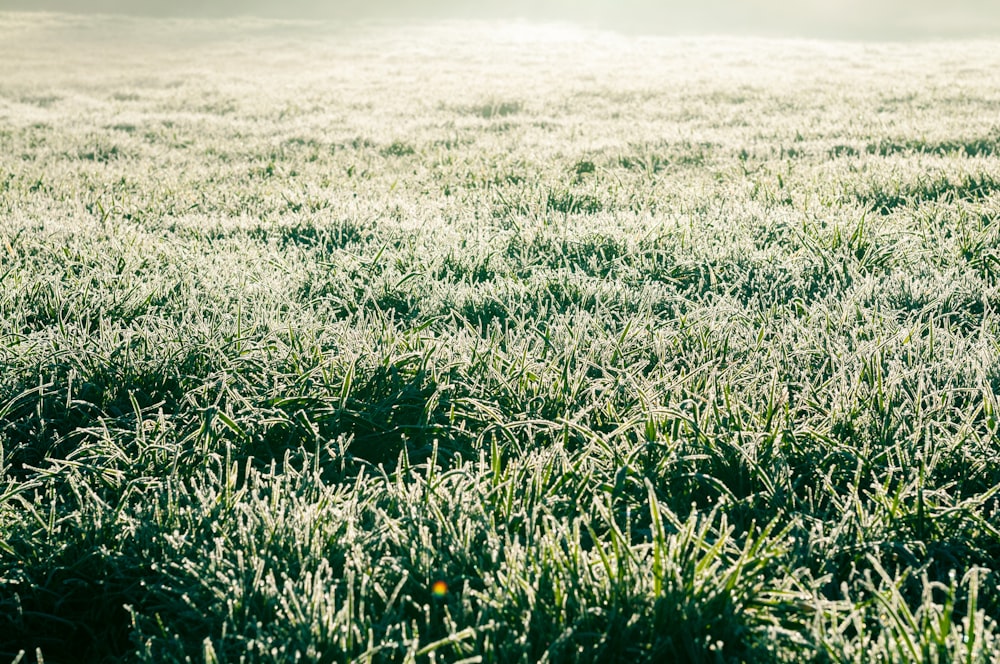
[{"left": 0, "top": 0, "right": 998, "bottom": 39}]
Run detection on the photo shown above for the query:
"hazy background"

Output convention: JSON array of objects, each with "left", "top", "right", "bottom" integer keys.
[{"left": 1, "top": 0, "right": 999, "bottom": 39}]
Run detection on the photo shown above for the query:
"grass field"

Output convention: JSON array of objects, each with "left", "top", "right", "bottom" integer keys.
[{"left": 3, "top": 12, "right": 1000, "bottom": 663}]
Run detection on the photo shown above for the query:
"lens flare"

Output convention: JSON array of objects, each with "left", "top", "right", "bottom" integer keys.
[{"left": 431, "top": 580, "right": 448, "bottom": 598}]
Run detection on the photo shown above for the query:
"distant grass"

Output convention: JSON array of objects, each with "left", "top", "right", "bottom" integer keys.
[{"left": 3, "top": 13, "right": 1000, "bottom": 664}]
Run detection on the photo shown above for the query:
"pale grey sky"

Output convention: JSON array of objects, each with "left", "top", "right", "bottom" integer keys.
[{"left": 0, "top": 0, "right": 997, "bottom": 38}]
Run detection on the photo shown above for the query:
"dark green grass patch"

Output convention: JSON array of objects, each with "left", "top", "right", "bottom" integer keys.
[{"left": 857, "top": 172, "right": 1000, "bottom": 214}]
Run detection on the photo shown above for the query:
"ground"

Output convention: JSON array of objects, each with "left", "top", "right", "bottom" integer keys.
[{"left": 1, "top": 12, "right": 1000, "bottom": 663}]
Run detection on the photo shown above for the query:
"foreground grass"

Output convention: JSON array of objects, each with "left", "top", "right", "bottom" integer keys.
[{"left": 2, "top": 13, "right": 1000, "bottom": 662}]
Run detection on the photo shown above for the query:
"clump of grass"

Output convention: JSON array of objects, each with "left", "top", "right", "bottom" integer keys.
[
  {"left": 381, "top": 141, "right": 416, "bottom": 157},
  {"left": 856, "top": 172, "right": 1000, "bottom": 214},
  {"left": 467, "top": 99, "right": 523, "bottom": 119},
  {"left": 867, "top": 134, "right": 1000, "bottom": 158}
]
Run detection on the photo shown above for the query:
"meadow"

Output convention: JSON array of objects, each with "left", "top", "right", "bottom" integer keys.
[{"left": 2, "top": 12, "right": 1000, "bottom": 662}]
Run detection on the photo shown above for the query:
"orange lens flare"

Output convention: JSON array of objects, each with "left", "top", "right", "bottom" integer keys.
[{"left": 431, "top": 580, "right": 448, "bottom": 598}]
